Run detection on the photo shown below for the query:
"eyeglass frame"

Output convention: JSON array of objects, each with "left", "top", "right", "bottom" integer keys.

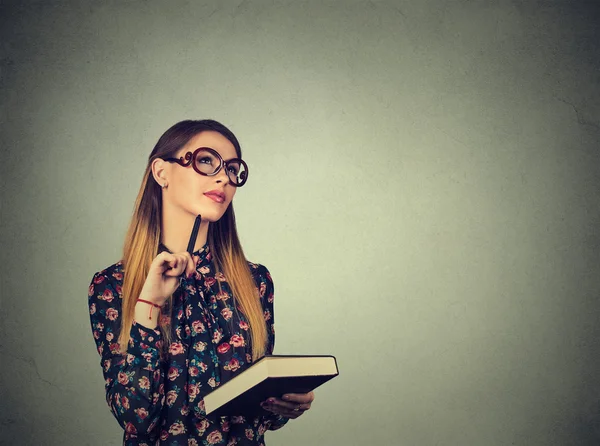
[{"left": 162, "top": 147, "right": 249, "bottom": 187}]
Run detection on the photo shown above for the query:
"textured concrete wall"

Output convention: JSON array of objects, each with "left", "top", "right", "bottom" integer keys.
[{"left": 1, "top": 1, "right": 599, "bottom": 445}]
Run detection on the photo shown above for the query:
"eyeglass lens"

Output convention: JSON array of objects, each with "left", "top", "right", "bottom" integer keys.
[{"left": 194, "top": 149, "right": 247, "bottom": 185}]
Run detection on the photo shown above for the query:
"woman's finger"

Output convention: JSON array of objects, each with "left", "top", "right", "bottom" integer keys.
[
  {"left": 262, "top": 397, "right": 310, "bottom": 412},
  {"left": 281, "top": 392, "right": 315, "bottom": 404},
  {"left": 163, "top": 253, "right": 184, "bottom": 276},
  {"left": 184, "top": 252, "right": 196, "bottom": 278},
  {"left": 264, "top": 405, "right": 306, "bottom": 419}
]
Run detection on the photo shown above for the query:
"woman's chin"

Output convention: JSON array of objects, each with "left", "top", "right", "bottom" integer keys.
[{"left": 188, "top": 208, "right": 226, "bottom": 222}]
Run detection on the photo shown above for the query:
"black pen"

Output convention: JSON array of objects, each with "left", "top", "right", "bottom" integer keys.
[{"left": 187, "top": 214, "right": 202, "bottom": 256}]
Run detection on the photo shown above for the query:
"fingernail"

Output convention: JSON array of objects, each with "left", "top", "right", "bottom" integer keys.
[
  {"left": 268, "top": 398, "right": 275, "bottom": 403},
  {"left": 282, "top": 395, "right": 290, "bottom": 400}
]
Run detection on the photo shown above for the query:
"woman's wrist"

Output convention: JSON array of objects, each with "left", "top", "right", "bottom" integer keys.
[{"left": 134, "top": 299, "right": 161, "bottom": 329}]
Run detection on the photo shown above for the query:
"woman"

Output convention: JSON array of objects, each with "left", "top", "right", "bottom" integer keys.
[{"left": 88, "top": 119, "right": 314, "bottom": 445}]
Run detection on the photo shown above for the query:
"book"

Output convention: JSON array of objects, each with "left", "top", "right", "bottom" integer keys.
[{"left": 203, "top": 354, "right": 339, "bottom": 417}]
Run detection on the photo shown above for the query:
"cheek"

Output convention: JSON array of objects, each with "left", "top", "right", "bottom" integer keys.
[{"left": 183, "top": 174, "right": 210, "bottom": 192}]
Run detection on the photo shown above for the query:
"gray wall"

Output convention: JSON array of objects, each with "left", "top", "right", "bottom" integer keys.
[{"left": 1, "top": 1, "right": 599, "bottom": 445}]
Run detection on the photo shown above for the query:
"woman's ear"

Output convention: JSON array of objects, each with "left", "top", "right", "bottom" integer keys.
[{"left": 151, "top": 158, "right": 168, "bottom": 187}]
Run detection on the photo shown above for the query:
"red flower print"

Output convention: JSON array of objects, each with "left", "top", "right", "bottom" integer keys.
[
  {"left": 134, "top": 407, "right": 148, "bottom": 420},
  {"left": 101, "top": 289, "right": 114, "bottom": 302},
  {"left": 89, "top": 303, "right": 96, "bottom": 314},
  {"left": 116, "top": 284, "right": 122, "bottom": 294},
  {"left": 221, "top": 307, "right": 233, "bottom": 320},
  {"left": 259, "top": 282, "right": 266, "bottom": 298},
  {"left": 204, "top": 276, "right": 216, "bottom": 288},
  {"left": 206, "top": 430, "right": 223, "bottom": 444},
  {"left": 230, "top": 334, "right": 245, "bottom": 347},
  {"left": 263, "top": 309, "right": 271, "bottom": 321},
  {"left": 187, "top": 383, "right": 200, "bottom": 400},
  {"left": 193, "top": 341, "right": 207, "bottom": 352},
  {"left": 166, "top": 390, "right": 177, "bottom": 407},
  {"left": 125, "top": 422, "right": 137, "bottom": 434},
  {"left": 221, "top": 419, "right": 230, "bottom": 432},
  {"left": 168, "top": 421, "right": 186, "bottom": 436},
  {"left": 192, "top": 320, "right": 206, "bottom": 334},
  {"left": 224, "top": 357, "right": 240, "bottom": 372},
  {"left": 167, "top": 367, "right": 180, "bottom": 381},
  {"left": 217, "top": 342, "right": 231, "bottom": 354},
  {"left": 245, "top": 428, "right": 254, "bottom": 440},
  {"left": 120, "top": 395, "right": 130, "bottom": 410},
  {"left": 189, "top": 366, "right": 199, "bottom": 377},
  {"left": 215, "top": 272, "right": 226, "bottom": 281},
  {"left": 258, "top": 423, "right": 267, "bottom": 436},
  {"left": 239, "top": 321, "right": 249, "bottom": 331},
  {"left": 195, "top": 418, "right": 209, "bottom": 435},
  {"left": 212, "top": 329, "right": 223, "bottom": 344},
  {"left": 117, "top": 372, "right": 130, "bottom": 385},
  {"left": 93, "top": 274, "right": 105, "bottom": 285},
  {"left": 106, "top": 308, "right": 119, "bottom": 321},
  {"left": 199, "top": 265, "right": 210, "bottom": 274},
  {"left": 180, "top": 404, "right": 190, "bottom": 417},
  {"left": 169, "top": 342, "right": 184, "bottom": 355},
  {"left": 216, "top": 291, "right": 230, "bottom": 301},
  {"left": 138, "top": 376, "right": 150, "bottom": 390}
]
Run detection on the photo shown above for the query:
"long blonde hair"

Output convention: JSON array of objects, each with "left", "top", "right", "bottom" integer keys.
[{"left": 117, "top": 120, "right": 267, "bottom": 361}]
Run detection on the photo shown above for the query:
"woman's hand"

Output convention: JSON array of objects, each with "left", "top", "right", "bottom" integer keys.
[
  {"left": 139, "top": 251, "right": 198, "bottom": 306},
  {"left": 260, "top": 391, "right": 315, "bottom": 419}
]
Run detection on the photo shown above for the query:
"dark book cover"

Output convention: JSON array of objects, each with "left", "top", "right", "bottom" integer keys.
[{"left": 206, "top": 355, "right": 339, "bottom": 417}]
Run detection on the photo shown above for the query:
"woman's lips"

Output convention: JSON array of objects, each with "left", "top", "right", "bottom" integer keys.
[{"left": 204, "top": 193, "right": 225, "bottom": 203}]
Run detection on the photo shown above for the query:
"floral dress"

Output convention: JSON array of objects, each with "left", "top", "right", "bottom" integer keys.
[{"left": 88, "top": 242, "right": 289, "bottom": 445}]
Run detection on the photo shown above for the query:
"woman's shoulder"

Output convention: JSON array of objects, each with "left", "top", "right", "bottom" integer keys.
[
  {"left": 91, "top": 259, "right": 125, "bottom": 286},
  {"left": 88, "top": 259, "right": 125, "bottom": 310},
  {"left": 247, "top": 260, "right": 271, "bottom": 280}
]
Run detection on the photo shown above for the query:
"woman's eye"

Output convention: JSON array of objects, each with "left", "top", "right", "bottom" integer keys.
[
  {"left": 227, "top": 166, "right": 239, "bottom": 175},
  {"left": 198, "top": 157, "right": 213, "bottom": 165}
]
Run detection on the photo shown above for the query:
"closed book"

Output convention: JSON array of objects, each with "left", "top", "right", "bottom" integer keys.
[{"left": 204, "top": 354, "right": 339, "bottom": 417}]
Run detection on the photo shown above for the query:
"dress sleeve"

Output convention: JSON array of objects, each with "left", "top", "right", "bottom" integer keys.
[
  {"left": 88, "top": 270, "right": 166, "bottom": 439},
  {"left": 257, "top": 264, "right": 291, "bottom": 432}
]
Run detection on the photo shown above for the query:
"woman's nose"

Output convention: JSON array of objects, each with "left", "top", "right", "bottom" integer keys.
[{"left": 215, "top": 165, "right": 229, "bottom": 183}]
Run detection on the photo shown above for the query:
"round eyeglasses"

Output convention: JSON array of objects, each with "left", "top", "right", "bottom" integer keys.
[{"left": 163, "top": 147, "right": 249, "bottom": 187}]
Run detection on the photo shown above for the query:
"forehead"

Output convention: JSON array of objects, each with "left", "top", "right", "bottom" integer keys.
[{"left": 181, "top": 131, "right": 238, "bottom": 159}]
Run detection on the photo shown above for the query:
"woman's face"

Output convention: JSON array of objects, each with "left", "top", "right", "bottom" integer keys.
[{"left": 159, "top": 130, "right": 239, "bottom": 222}]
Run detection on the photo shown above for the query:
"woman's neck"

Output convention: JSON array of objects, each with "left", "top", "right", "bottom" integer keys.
[{"left": 160, "top": 204, "right": 209, "bottom": 254}]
